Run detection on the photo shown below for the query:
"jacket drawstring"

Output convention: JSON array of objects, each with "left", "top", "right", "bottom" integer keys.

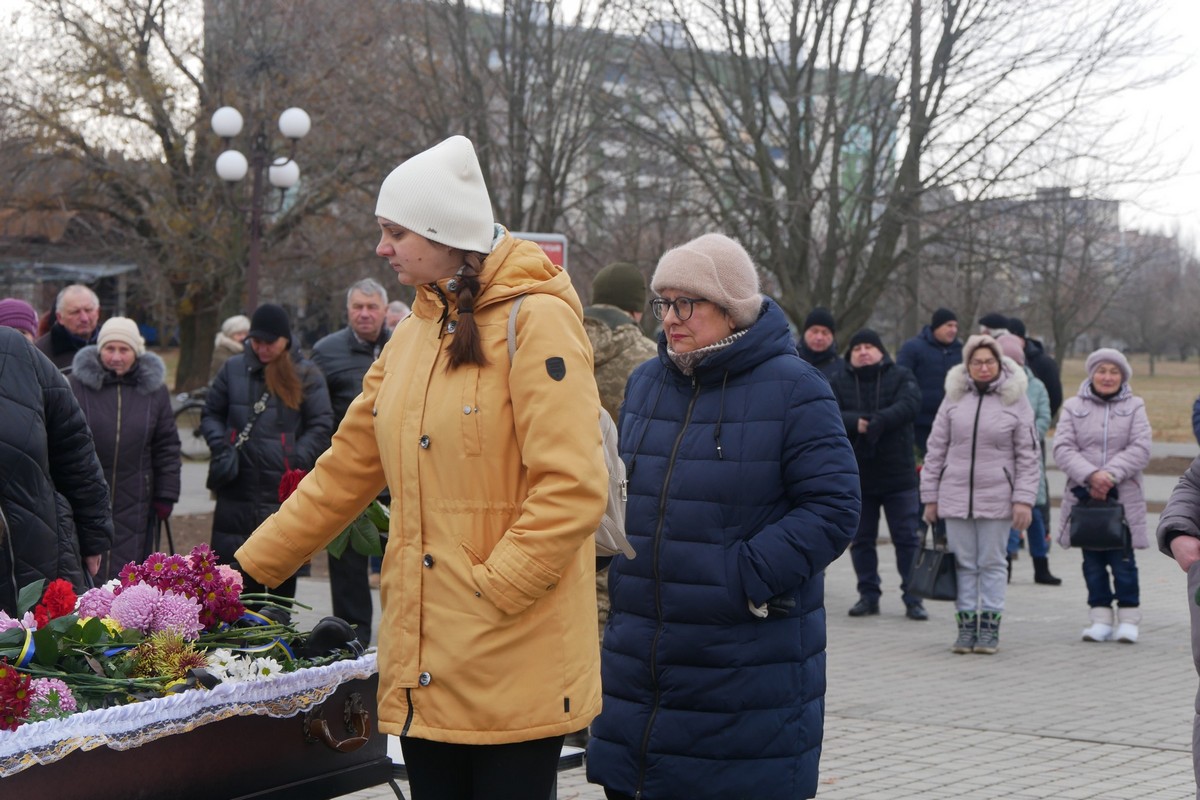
[
  {"left": 628, "top": 371, "right": 668, "bottom": 480},
  {"left": 713, "top": 371, "right": 729, "bottom": 460}
]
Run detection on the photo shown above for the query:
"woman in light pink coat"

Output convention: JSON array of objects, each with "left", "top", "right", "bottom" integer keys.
[
  {"left": 921, "top": 335, "right": 1040, "bottom": 655},
  {"left": 1054, "top": 348, "right": 1151, "bottom": 644}
]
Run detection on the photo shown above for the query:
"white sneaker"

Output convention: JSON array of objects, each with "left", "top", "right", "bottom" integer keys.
[
  {"left": 1114, "top": 622, "right": 1139, "bottom": 643},
  {"left": 1082, "top": 607, "right": 1114, "bottom": 642},
  {"left": 1114, "top": 608, "right": 1142, "bottom": 644}
]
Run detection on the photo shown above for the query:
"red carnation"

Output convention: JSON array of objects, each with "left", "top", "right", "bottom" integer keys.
[
  {"left": 278, "top": 468, "right": 307, "bottom": 503},
  {"left": 33, "top": 579, "right": 77, "bottom": 627}
]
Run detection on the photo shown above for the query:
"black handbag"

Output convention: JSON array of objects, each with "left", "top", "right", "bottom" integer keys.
[
  {"left": 909, "top": 521, "right": 957, "bottom": 601},
  {"left": 205, "top": 391, "right": 270, "bottom": 491},
  {"left": 1068, "top": 498, "right": 1129, "bottom": 551},
  {"left": 205, "top": 445, "right": 240, "bottom": 491}
]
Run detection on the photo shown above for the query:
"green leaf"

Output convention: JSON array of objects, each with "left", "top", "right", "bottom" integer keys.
[
  {"left": 0, "top": 628, "right": 24, "bottom": 648},
  {"left": 349, "top": 514, "right": 384, "bottom": 557},
  {"left": 327, "top": 523, "right": 352, "bottom": 559},
  {"left": 79, "top": 617, "right": 106, "bottom": 645},
  {"left": 32, "top": 627, "right": 61, "bottom": 667},
  {"left": 16, "top": 579, "right": 46, "bottom": 616},
  {"left": 364, "top": 500, "right": 391, "bottom": 531}
]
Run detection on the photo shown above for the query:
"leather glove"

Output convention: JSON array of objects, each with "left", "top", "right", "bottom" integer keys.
[{"left": 153, "top": 501, "right": 173, "bottom": 521}]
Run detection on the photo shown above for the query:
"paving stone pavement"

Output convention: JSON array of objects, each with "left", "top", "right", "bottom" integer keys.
[
  {"left": 315, "top": 507, "right": 1197, "bottom": 800},
  {"left": 174, "top": 445, "right": 1200, "bottom": 798}
]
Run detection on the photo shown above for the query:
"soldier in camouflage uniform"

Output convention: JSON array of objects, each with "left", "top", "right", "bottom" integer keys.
[{"left": 584, "top": 262, "right": 658, "bottom": 638}]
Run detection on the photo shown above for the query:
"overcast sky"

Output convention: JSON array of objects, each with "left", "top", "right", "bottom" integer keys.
[{"left": 1115, "top": 0, "right": 1200, "bottom": 249}]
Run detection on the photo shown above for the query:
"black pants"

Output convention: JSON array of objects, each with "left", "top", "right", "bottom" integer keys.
[
  {"left": 401, "top": 735, "right": 565, "bottom": 800},
  {"left": 328, "top": 546, "right": 373, "bottom": 644}
]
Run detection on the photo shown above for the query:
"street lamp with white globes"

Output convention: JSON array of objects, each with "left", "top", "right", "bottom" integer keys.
[{"left": 211, "top": 105, "right": 311, "bottom": 309}]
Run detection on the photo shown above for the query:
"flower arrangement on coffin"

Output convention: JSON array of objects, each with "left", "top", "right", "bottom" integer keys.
[{"left": 0, "top": 545, "right": 363, "bottom": 731}]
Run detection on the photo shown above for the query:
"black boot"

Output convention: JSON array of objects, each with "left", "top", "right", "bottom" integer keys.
[
  {"left": 848, "top": 596, "right": 880, "bottom": 617},
  {"left": 1032, "top": 556, "right": 1062, "bottom": 585}
]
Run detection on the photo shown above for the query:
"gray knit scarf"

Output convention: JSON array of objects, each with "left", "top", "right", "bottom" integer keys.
[{"left": 666, "top": 329, "right": 749, "bottom": 375}]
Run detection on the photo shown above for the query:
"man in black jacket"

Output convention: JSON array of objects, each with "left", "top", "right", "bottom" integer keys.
[
  {"left": 896, "top": 307, "right": 962, "bottom": 455},
  {"left": 1006, "top": 317, "right": 1062, "bottom": 419},
  {"left": 35, "top": 284, "right": 101, "bottom": 373},
  {"left": 311, "top": 278, "right": 391, "bottom": 645},
  {"left": 797, "top": 306, "right": 844, "bottom": 381},
  {"left": 0, "top": 327, "right": 113, "bottom": 614},
  {"left": 831, "top": 329, "right": 926, "bottom": 620}
]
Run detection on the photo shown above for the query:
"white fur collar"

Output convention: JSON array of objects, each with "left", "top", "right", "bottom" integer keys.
[{"left": 944, "top": 356, "right": 1028, "bottom": 405}]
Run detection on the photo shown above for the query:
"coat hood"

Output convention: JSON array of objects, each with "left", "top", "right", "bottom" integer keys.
[
  {"left": 70, "top": 346, "right": 167, "bottom": 394},
  {"left": 411, "top": 228, "right": 583, "bottom": 323}
]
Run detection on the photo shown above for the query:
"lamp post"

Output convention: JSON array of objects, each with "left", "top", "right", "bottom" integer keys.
[{"left": 211, "top": 105, "right": 311, "bottom": 310}]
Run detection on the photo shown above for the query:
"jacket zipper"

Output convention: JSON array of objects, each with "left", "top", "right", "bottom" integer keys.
[
  {"left": 967, "top": 391, "right": 983, "bottom": 518},
  {"left": 1, "top": 504, "right": 16, "bottom": 610},
  {"left": 634, "top": 376, "right": 702, "bottom": 800},
  {"left": 111, "top": 384, "right": 123, "bottom": 507},
  {"left": 400, "top": 688, "right": 415, "bottom": 737},
  {"left": 1102, "top": 402, "right": 1110, "bottom": 466}
]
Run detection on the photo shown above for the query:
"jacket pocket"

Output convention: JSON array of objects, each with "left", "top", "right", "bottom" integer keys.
[{"left": 1002, "top": 467, "right": 1013, "bottom": 491}]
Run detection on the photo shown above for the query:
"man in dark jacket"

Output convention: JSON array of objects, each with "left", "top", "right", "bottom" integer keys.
[
  {"left": 797, "top": 306, "right": 844, "bottom": 380},
  {"left": 0, "top": 327, "right": 114, "bottom": 614},
  {"left": 312, "top": 278, "right": 391, "bottom": 645},
  {"left": 35, "top": 284, "right": 101, "bottom": 373},
  {"left": 896, "top": 307, "right": 962, "bottom": 455},
  {"left": 832, "top": 329, "right": 926, "bottom": 620},
  {"left": 1006, "top": 317, "right": 1063, "bottom": 419}
]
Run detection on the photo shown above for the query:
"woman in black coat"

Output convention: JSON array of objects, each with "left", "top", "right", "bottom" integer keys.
[
  {"left": 201, "top": 304, "right": 333, "bottom": 599},
  {"left": 0, "top": 327, "right": 113, "bottom": 613},
  {"left": 70, "top": 318, "right": 181, "bottom": 580}
]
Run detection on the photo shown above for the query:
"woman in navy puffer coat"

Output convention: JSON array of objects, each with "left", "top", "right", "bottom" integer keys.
[{"left": 587, "top": 234, "right": 860, "bottom": 800}]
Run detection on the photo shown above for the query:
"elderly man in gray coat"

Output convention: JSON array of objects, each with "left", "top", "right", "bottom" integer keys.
[{"left": 1159, "top": 461, "right": 1200, "bottom": 798}]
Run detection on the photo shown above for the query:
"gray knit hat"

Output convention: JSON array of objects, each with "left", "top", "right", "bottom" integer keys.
[
  {"left": 376, "top": 136, "right": 495, "bottom": 254},
  {"left": 650, "top": 234, "right": 762, "bottom": 329},
  {"left": 1086, "top": 348, "right": 1131, "bottom": 383}
]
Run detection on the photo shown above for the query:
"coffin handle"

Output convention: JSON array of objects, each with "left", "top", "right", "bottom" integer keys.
[{"left": 305, "top": 692, "right": 372, "bottom": 753}]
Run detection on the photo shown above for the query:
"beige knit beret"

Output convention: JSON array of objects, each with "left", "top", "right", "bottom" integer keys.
[{"left": 651, "top": 234, "right": 763, "bottom": 329}]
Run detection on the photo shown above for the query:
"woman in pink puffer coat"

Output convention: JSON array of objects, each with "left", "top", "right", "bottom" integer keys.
[
  {"left": 1054, "top": 348, "right": 1151, "bottom": 644},
  {"left": 921, "top": 335, "right": 1040, "bottom": 655}
]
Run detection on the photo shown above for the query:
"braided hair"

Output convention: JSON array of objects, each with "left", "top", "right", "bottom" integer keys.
[{"left": 445, "top": 251, "right": 488, "bottom": 370}]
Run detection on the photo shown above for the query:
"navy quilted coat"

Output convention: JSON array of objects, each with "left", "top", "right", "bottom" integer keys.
[{"left": 587, "top": 299, "right": 861, "bottom": 800}]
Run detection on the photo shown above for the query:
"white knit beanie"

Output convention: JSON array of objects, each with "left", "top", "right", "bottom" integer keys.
[
  {"left": 650, "top": 234, "right": 763, "bottom": 329},
  {"left": 97, "top": 317, "right": 145, "bottom": 356},
  {"left": 375, "top": 135, "right": 495, "bottom": 254}
]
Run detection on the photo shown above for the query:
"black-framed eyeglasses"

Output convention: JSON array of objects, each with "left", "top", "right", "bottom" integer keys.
[{"left": 651, "top": 296, "right": 710, "bottom": 322}]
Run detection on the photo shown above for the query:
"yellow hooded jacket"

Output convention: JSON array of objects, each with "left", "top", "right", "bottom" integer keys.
[{"left": 236, "top": 234, "right": 607, "bottom": 744}]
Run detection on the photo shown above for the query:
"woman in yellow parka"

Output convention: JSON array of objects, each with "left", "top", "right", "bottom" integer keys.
[{"left": 235, "top": 136, "right": 608, "bottom": 800}]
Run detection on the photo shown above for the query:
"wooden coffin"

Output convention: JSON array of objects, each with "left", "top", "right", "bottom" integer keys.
[{"left": 0, "top": 673, "right": 392, "bottom": 800}]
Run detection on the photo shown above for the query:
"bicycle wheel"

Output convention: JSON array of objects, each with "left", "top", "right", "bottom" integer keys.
[{"left": 174, "top": 403, "right": 209, "bottom": 461}]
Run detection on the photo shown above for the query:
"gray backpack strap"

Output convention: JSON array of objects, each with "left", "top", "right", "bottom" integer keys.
[{"left": 506, "top": 295, "right": 527, "bottom": 364}]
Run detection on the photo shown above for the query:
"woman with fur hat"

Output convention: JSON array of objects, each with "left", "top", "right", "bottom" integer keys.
[
  {"left": 208, "top": 313, "right": 250, "bottom": 381},
  {"left": 232, "top": 136, "right": 607, "bottom": 799},
  {"left": 201, "top": 303, "right": 333, "bottom": 602},
  {"left": 588, "top": 233, "right": 860, "bottom": 800},
  {"left": 1053, "top": 348, "right": 1151, "bottom": 643},
  {"left": 921, "top": 334, "right": 1040, "bottom": 654},
  {"left": 69, "top": 317, "right": 181, "bottom": 580}
]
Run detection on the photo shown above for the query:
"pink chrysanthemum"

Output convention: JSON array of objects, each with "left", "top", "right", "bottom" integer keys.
[
  {"left": 0, "top": 610, "right": 35, "bottom": 633},
  {"left": 77, "top": 586, "right": 116, "bottom": 619},
  {"left": 152, "top": 592, "right": 203, "bottom": 640},
  {"left": 110, "top": 583, "right": 161, "bottom": 633},
  {"left": 217, "top": 564, "right": 243, "bottom": 593},
  {"left": 28, "top": 677, "right": 76, "bottom": 716}
]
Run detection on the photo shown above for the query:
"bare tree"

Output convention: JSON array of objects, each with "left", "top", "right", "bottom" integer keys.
[
  {"left": 616, "top": 0, "right": 1167, "bottom": 334},
  {"left": 0, "top": 0, "right": 386, "bottom": 389}
]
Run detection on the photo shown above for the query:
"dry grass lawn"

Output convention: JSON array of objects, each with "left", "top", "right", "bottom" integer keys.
[{"left": 1057, "top": 354, "right": 1200, "bottom": 443}]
